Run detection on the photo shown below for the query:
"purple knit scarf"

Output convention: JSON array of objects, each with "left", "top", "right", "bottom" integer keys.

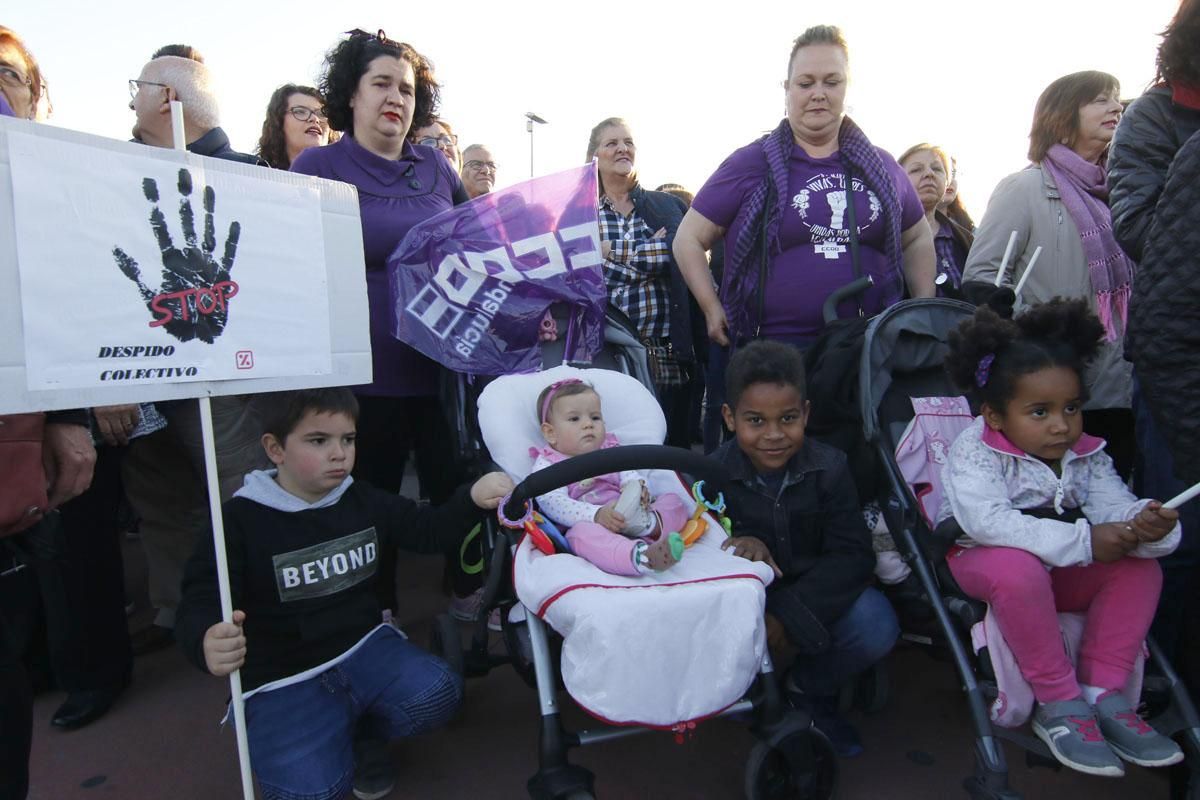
[
  {"left": 1040, "top": 143, "right": 1135, "bottom": 340},
  {"left": 721, "top": 116, "right": 905, "bottom": 341}
]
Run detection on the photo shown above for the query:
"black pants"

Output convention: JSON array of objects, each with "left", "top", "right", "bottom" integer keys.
[
  {"left": 656, "top": 383, "right": 693, "bottom": 450},
  {"left": 353, "top": 395, "right": 463, "bottom": 501},
  {"left": 0, "top": 519, "right": 54, "bottom": 800},
  {"left": 353, "top": 395, "right": 478, "bottom": 600},
  {"left": 46, "top": 446, "right": 132, "bottom": 692},
  {"left": 1082, "top": 407, "right": 1135, "bottom": 482}
]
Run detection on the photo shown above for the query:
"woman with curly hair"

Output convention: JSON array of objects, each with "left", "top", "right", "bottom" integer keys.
[
  {"left": 255, "top": 83, "right": 330, "bottom": 169},
  {"left": 291, "top": 30, "right": 467, "bottom": 499},
  {"left": 289, "top": 36, "right": 470, "bottom": 795}
]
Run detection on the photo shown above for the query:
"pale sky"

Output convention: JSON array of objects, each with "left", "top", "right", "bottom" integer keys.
[{"left": 8, "top": 0, "right": 1179, "bottom": 220}]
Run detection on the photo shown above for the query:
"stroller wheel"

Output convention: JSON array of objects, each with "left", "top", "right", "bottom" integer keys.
[
  {"left": 744, "top": 728, "right": 838, "bottom": 800},
  {"left": 429, "top": 613, "right": 465, "bottom": 677}
]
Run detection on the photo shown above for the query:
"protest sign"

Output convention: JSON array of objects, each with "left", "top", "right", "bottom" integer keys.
[
  {"left": 2, "top": 108, "right": 373, "bottom": 799},
  {"left": 389, "top": 162, "right": 606, "bottom": 375},
  {"left": 0, "top": 116, "right": 371, "bottom": 414}
]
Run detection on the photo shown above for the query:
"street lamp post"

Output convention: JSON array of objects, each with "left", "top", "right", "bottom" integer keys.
[{"left": 525, "top": 112, "right": 547, "bottom": 177}]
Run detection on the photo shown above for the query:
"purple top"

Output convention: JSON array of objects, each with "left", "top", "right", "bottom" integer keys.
[
  {"left": 0, "top": 95, "right": 14, "bottom": 117},
  {"left": 693, "top": 141, "right": 923, "bottom": 339},
  {"left": 291, "top": 134, "right": 467, "bottom": 396}
]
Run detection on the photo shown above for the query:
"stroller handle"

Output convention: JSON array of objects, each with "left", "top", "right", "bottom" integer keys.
[
  {"left": 821, "top": 274, "right": 874, "bottom": 324},
  {"left": 501, "top": 445, "right": 733, "bottom": 522}
]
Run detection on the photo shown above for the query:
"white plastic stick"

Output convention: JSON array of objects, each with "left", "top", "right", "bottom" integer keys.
[
  {"left": 171, "top": 101, "right": 254, "bottom": 800},
  {"left": 169, "top": 101, "right": 186, "bottom": 151},
  {"left": 1013, "top": 246, "right": 1043, "bottom": 300},
  {"left": 994, "top": 230, "right": 1018, "bottom": 287},
  {"left": 1164, "top": 480, "right": 1200, "bottom": 510}
]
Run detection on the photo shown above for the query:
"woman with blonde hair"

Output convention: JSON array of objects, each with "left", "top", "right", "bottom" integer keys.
[
  {"left": 586, "top": 116, "right": 700, "bottom": 448},
  {"left": 0, "top": 25, "right": 47, "bottom": 120},
  {"left": 898, "top": 143, "right": 973, "bottom": 295}
]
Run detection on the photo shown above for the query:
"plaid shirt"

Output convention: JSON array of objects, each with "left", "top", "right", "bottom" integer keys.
[{"left": 599, "top": 195, "right": 672, "bottom": 341}]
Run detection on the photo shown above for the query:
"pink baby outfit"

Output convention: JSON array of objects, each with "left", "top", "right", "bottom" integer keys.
[{"left": 532, "top": 433, "right": 687, "bottom": 576}]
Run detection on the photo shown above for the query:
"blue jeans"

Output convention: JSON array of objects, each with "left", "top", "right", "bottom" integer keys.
[
  {"left": 243, "top": 627, "right": 463, "bottom": 800},
  {"left": 787, "top": 587, "right": 899, "bottom": 697}
]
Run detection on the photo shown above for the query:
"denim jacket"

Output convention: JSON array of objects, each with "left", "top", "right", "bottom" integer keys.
[{"left": 710, "top": 437, "right": 875, "bottom": 653}]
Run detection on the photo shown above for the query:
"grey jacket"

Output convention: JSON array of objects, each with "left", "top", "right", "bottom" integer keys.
[{"left": 962, "top": 165, "right": 1132, "bottom": 410}]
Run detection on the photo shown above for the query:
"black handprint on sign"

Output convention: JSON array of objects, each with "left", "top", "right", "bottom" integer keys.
[{"left": 112, "top": 168, "right": 242, "bottom": 344}]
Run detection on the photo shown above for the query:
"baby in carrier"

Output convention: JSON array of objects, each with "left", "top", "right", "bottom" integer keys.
[{"left": 531, "top": 378, "right": 688, "bottom": 576}]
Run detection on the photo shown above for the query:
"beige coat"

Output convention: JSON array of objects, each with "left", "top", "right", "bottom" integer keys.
[{"left": 962, "top": 165, "right": 1132, "bottom": 410}]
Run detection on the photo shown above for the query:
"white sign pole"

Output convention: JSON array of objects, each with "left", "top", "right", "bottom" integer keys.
[
  {"left": 198, "top": 397, "right": 255, "bottom": 800},
  {"left": 171, "top": 100, "right": 255, "bottom": 800}
]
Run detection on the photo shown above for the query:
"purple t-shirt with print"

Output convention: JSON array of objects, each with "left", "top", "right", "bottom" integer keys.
[{"left": 693, "top": 140, "right": 923, "bottom": 340}]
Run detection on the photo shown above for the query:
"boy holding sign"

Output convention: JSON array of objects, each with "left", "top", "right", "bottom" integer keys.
[{"left": 175, "top": 388, "right": 511, "bottom": 800}]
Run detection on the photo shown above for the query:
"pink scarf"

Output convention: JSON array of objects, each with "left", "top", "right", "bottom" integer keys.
[{"left": 1040, "top": 144, "right": 1135, "bottom": 340}]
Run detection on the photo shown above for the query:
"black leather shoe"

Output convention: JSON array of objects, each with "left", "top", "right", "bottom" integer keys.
[{"left": 51, "top": 681, "right": 129, "bottom": 730}]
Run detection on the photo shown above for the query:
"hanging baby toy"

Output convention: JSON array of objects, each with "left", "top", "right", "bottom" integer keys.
[
  {"left": 497, "top": 495, "right": 572, "bottom": 555},
  {"left": 675, "top": 480, "right": 732, "bottom": 547}
]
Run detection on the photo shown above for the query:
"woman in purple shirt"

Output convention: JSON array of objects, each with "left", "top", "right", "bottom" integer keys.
[
  {"left": 673, "top": 25, "right": 935, "bottom": 350},
  {"left": 291, "top": 31, "right": 468, "bottom": 501},
  {"left": 290, "top": 30, "right": 471, "bottom": 798}
]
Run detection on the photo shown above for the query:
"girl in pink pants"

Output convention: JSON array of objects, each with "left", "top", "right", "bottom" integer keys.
[
  {"left": 531, "top": 379, "right": 688, "bottom": 577},
  {"left": 940, "top": 300, "right": 1182, "bottom": 777}
]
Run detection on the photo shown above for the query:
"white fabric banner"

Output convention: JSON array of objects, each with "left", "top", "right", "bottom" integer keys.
[{"left": 8, "top": 131, "right": 332, "bottom": 390}]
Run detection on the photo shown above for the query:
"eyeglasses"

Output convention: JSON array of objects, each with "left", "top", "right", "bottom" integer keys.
[
  {"left": 465, "top": 160, "right": 497, "bottom": 173},
  {"left": 0, "top": 65, "right": 31, "bottom": 90},
  {"left": 289, "top": 106, "right": 327, "bottom": 124},
  {"left": 418, "top": 135, "right": 457, "bottom": 148},
  {"left": 128, "top": 79, "right": 169, "bottom": 100}
]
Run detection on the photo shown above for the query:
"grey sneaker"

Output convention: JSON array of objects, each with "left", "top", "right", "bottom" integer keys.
[
  {"left": 1031, "top": 699, "right": 1124, "bottom": 777},
  {"left": 1094, "top": 691, "right": 1184, "bottom": 767}
]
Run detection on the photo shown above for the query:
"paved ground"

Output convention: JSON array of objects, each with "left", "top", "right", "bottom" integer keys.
[{"left": 26, "top": 537, "right": 1177, "bottom": 799}]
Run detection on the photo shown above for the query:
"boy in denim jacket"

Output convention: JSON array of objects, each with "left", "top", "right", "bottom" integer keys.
[{"left": 711, "top": 340, "right": 898, "bottom": 757}]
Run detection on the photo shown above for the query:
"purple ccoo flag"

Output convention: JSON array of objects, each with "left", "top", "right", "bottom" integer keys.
[{"left": 388, "top": 163, "right": 605, "bottom": 375}]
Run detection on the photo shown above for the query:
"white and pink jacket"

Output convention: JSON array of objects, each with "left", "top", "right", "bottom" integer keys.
[
  {"left": 531, "top": 433, "right": 647, "bottom": 528},
  {"left": 938, "top": 417, "right": 1180, "bottom": 567}
]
